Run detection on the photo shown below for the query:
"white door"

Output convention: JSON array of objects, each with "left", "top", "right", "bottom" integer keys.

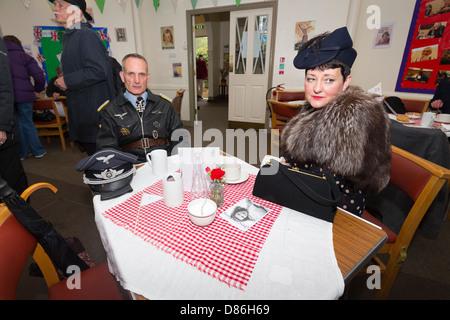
[{"left": 229, "top": 8, "right": 272, "bottom": 124}]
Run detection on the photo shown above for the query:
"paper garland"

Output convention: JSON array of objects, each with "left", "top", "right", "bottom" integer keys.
[
  {"left": 95, "top": 0, "right": 105, "bottom": 13},
  {"left": 22, "top": 0, "right": 31, "bottom": 9},
  {"left": 153, "top": 0, "right": 160, "bottom": 12},
  {"left": 45, "top": 0, "right": 242, "bottom": 14}
]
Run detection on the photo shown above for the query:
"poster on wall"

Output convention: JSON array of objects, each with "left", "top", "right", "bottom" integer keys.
[
  {"left": 395, "top": 0, "right": 450, "bottom": 94},
  {"left": 33, "top": 26, "right": 111, "bottom": 83},
  {"left": 294, "top": 20, "right": 316, "bottom": 50},
  {"left": 373, "top": 22, "right": 395, "bottom": 48},
  {"left": 161, "top": 26, "right": 175, "bottom": 50}
]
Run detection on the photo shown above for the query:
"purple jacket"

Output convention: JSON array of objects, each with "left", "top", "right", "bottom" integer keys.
[{"left": 4, "top": 40, "right": 45, "bottom": 103}]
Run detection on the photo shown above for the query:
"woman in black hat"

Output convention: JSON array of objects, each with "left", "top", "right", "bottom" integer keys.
[{"left": 281, "top": 27, "right": 391, "bottom": 217}]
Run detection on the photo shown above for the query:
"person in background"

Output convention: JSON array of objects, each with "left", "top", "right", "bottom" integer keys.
[
  {"left": 3, "top": 35, "right": 47, "bottom": 160},
  {"left": 46, "top": 66, "right": 66, "bottom": 99},
  {"left": 196, "top": 54, "right": 208, "bottom": 100},
  {"left": 96, "top": 53, "right": 183, "bottom": 163},
  {"left": 0, "top": 37, "right": 28, "bottom": 195},
  {"left": 281, "top": 27, "right": 391, "bottom": 217},
  {"left": 50, "top": 0, "right": 115, "bottom": 156},
  {"left": 430, "top": 75, "right": 450, "bottom": 114}
]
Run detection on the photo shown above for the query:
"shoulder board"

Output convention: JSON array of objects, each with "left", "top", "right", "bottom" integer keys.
[
  {"left": 97, "top": 100, "right": 110, "bottom": 112},
  {"left": 159, "top": 94, "right": 172, "bottom": 103}
]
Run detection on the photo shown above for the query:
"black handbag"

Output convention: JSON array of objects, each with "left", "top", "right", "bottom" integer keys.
[{"left": 252, "top": 160, "right": 341, "bottom": 223}]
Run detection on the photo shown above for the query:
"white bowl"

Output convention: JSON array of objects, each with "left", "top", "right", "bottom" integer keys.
[
  {"left": 188, "top": 198, "right": 217, "bottom": 227},
  {"left": 436, "top": 113, "right": 450, "bottom": 123}
]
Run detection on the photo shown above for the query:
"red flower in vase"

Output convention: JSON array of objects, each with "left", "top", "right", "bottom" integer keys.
[{"left": 206, "top": 167, "right": 226, "bottom": 181}]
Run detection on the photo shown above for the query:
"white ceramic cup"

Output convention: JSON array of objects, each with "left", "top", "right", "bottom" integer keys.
[
  {"left": 420, "top": 112, "right": 436, "bottom": 128},
  {"left": 162, "top": 172, "right": 184, "bottom": 207},
  {"left": 146, "top": 149, "right": 168, "bottom": 176},
  {"left": 224, "top": 163, "right": 241, "bottom": 181}
]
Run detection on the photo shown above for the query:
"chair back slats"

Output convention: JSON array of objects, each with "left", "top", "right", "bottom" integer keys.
[
  {"left": 389, "top": 151, "right": 433, "bottom": 202},
  {"left": 401, "top": 99, "right": 429, "bottom": 113},
  {"left": 33, "top": 99, "right": 54, "bottom": 111},
  {"left": 271, "top": 101, "right": 301, "bottom": 118},
  {"left": 274, "top": 90, "right": 305, "bottom": 102}
]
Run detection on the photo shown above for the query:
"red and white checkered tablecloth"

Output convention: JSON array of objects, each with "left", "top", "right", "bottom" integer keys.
[{"left": 102, "top": 174, "right": 283, "bottom": 290}]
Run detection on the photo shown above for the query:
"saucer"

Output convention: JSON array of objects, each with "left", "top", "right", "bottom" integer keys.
[{"left": 225, "top": 171, "right": 249, "bottom": 184}]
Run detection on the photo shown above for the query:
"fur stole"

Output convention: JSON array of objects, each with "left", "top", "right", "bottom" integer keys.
[{"left": 281, "top": 85, "right": 391, "bottom": 194}]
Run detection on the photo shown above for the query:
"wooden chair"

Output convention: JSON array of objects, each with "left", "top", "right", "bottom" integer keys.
[
  {"left": 362, "top": 145, "right": 450, "bottom": 299},
  {"left": 401, "top": 98, "right": 430, "bottom": 113},
  {"left": 33, "top": 98, "right": 73, "bottom": 151},
  {"left": 267, "top": 99, "right": 303, "bottom": 155},
  {"left": 273, "top": 90, "right": 305, "bottom": 102},
  {"left": 172, "top": 89, "right": 185, "bottom": 119},
  {"left": 0, "top": 183, "right": 130, "bottom": 300}
]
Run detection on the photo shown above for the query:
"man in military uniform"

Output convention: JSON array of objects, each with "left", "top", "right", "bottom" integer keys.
[{"left": 96, "top": 53, "right": 183, "bottom": 163}]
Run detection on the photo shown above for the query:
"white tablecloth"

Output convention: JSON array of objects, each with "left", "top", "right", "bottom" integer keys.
[{"left": 93, "top": 156, "right": 345, "bottom": 299}]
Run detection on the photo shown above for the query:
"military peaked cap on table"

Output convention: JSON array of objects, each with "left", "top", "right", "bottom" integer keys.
[
  {"left": 293, "top": 26, "right": 357, "bottom": 69},
  {"left": 76, "top": 149, "right": 138, "bottom": 200}
]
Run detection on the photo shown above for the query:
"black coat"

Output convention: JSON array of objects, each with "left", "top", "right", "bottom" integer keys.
[
  {"left": 61, "top": 23, "right": 115, "bottom": 144},
  {"left": 96, "top": 90, "right": 183, "bottom": 163},
  {"left": 0, "top": 38, "right": 18, "bottom": 151}
]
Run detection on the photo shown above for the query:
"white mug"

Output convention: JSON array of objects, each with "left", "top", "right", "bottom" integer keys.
[
  {"left": 420, "top": 112, "right": 436, "bottom": 128},
  {"left": 224, "top": 163, "right": 241, "bottom": 181},
  {"left": 146, "top": 149, "right": 168, "bottom": 176},
  {"left": 162, "top": 172, "right": 184, "bottom": 207}
]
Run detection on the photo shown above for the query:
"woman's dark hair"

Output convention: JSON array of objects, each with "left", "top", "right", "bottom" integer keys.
[
  {"left": 3, "top": 35, "right": 22, "bottom": 46},
  {"left": 306, "top": 59, "right": 351, "bottom": 80},
  {"left": 298, "top": 31, "right": 351, "bottom": 80}
]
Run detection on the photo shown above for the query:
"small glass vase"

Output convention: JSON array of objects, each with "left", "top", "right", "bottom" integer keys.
[{"left": 210, "top": 181, "right": 224, "bottom": 207}]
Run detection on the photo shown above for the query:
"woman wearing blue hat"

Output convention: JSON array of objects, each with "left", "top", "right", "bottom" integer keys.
[{"left": 281, "top": 27, "right": 391, "bottom": 217}]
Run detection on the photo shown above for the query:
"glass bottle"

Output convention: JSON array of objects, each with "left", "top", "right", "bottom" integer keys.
[{"left": 190, "top": 162, "right": 209, "bottom": 201}]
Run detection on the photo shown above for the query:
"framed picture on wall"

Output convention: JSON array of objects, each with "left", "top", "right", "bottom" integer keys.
[
  {"left": 115, "top": 28, "right": 127, "bottom": 42},
  {"left": 373, "top": 22, "right": 395, "bottom": 48},
  {"left": 161, "top": 26, "right": 175, "bottom": 50},
  {"left": 294, "top": 20, "right": 316, "bottom": 50}
]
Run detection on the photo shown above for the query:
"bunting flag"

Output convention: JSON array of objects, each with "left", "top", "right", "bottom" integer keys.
[
  {"left": 22, "top": 0, "right": 31, "bottom": 9},
  {"left": 153, "top": 0, "right": 160, "bottom": 12},
  {"left": 117, "top": 0, "right": 128, "bottom": 12},
  {"left": 212, "top": 0, "right": 219, "bottom": 6},
  {"left": 95, "top": 0, "right": 106, "bottom": 13},
  {"left": 135, "top": 0, "right": 140, "bottom": 8},
  {"left": 236, "top": 0, "right": 241, "bottom": 6},
  {"left": 171, "top": 0, "right": 178, "bottom": 12},
  {"left": 191, "top": 0, "right": 198, "bottom": 9}
]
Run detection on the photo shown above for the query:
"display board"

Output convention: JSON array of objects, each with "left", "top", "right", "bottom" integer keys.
[
  {"left": 395, "top": 0, "right": 450, "bottom": 94},
  {"left": 33, "top": 26, "right": 111, "bottom": 83}
]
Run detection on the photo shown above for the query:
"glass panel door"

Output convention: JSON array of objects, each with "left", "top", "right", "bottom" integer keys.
[
  {"left": 252, "top": 15, "right": 268, "bottom": 75},
  {"left": 235, "top": 17, "right": 248, "bottom": 75}
]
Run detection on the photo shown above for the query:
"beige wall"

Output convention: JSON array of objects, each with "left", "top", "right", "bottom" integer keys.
[{"left": 0, "top": 0, "right": 431, "bottom": 123}]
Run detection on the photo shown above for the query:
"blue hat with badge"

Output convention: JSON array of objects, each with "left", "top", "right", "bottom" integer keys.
[
  {"left": 76, "top": 148, "right": 138, "bottom": 200},
  {"left": 293, "top": 26, "right": 357, "bottom": 69}
]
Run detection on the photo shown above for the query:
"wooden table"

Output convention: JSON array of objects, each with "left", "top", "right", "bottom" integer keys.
[{"left": 333, "top": 208, "right": 387, "bottom": 283}]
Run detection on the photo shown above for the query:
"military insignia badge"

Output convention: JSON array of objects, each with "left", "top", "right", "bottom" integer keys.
[
  {"left": 152, "top": 130, "right": 159, "bottom": 139},
  {"left": 120, "top": 128, "right": 131, "bottom": 136}
]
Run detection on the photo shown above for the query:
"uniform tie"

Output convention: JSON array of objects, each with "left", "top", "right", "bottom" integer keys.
[{"left": 136, "top": 96, "right": 145, "bottom": 112}]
